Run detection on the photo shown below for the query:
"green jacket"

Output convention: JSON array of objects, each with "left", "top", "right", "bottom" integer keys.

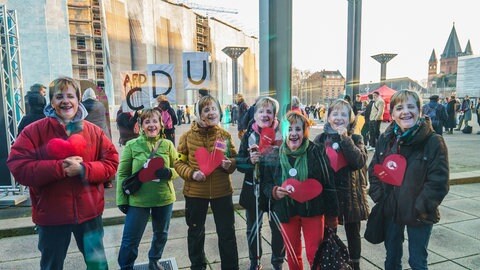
[{"left": 116, "top": 135, "right": 178, "bottom": 207}]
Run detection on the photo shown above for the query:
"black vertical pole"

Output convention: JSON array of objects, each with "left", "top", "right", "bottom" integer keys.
[{"left": 346, "top": 0, "right": 362, "bottom": 98}]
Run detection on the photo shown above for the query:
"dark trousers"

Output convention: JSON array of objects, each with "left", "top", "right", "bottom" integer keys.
[
  {"left": 344, "top": 222, "right": 362, "bottom": 262},
  {"left": 37, "top": 215, "right": 107, "bottom": 270},
  {"left": 245, "top": 209, "right": 285, "bottom": 269},
  {"left": 369, "top": 120, "right": 381, "bottom": 148},
  {"left": 118, "top": 204, "right": 173, "bottom": 269},
  {"left": 185, "top": 195, "right": 239, "bottom": 270},
  {"left": 361, "top": 120, "right": 370, "bottom": 145}
]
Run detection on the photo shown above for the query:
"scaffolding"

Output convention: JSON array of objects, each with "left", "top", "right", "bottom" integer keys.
[{"left": 0, "top": 4, "right": 27, "bottom": 204}]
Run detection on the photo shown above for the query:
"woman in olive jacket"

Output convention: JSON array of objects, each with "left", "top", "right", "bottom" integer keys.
[
  {"left": 314, "top": 99, "right": 369, "bottom": 270},
  {"left": 368, "top": 90, "right": 449, "bottom": 270},
  {"left": 262, "top": 111, "right": 339, "bottom": 270}
]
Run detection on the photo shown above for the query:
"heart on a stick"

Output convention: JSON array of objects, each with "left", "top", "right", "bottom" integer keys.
[
  {"left": 195, "top": 147, "right": 225, "bottom": 176},
  {"left": 326, "top": 146, "right": 348, "bottom": 172},
  {"left": 46, "top": 134, "right": 87, "bottom": 159},
  {"left": 138, "top": 157, "right": 165, "bottom": 183},
  {"left": 259, "top": 127, "right": 275, "bottom": 153},
  {"left": 281, "top": 178, "right": 323, "bottom": 203},
  {"left": 373, "top": 154, "right": 406, "bottom": 186}
]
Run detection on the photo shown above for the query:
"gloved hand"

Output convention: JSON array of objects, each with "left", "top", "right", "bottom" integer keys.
[
  {"left": 325, "top": 216, "right": 338, "bottom": 229},
  {"left": 118, "top": 205, "right": 129, "bottom": 215},
  {"left": 155, "top": 168, "right": 172, "bottom": 180}
]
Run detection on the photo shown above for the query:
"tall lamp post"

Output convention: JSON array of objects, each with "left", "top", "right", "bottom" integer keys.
[{"left": 222, "top": 46, "right": 247, "bottom": 103}]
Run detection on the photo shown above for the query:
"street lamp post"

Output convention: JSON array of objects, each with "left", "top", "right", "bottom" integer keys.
[{"left": 222, "top": 46, "right": 248, "bottom": 103}]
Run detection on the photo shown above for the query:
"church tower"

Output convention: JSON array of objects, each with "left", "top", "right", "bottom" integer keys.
[
  {"left": 427, "top": 49, "right": 437, "bottom": 88},
  {"left": 440, "top": 23, "right": 463, "bottom": 75}
]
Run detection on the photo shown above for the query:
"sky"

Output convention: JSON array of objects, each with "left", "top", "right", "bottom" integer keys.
[{"left": 184, "top": 0, "right": 480, "bottom": 84}]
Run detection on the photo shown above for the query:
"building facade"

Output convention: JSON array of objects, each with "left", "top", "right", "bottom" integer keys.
[
  {"left": 303, "top": 70, "right": 345, "bottom": 105},
  {"left": 456, "top": 54, "right": 480, "bottom": 97}
]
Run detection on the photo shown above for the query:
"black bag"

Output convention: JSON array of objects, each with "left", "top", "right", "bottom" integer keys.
[
  {"left": 462, "top": 126, "right": 472, "bottom": 134},
  {"left": 364, "top": 200, "right": 385, "bottom": 244},
  {"left": 122, "top": 170, "right": 142, "bottom": 195},
  {"left": 312, "top": 227, "right": 353, "bottom": 270}
]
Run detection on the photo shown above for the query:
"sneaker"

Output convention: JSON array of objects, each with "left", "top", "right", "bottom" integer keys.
[{"left": 366, "top": 146, "right": 375, "bottom": 151}]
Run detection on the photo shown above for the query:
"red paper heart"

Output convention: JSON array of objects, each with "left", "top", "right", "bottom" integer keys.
[
  {"left": 326, "top": 146, "right": 348, "bottom": 172},
  {"left": 281, "top": 178, "right": 324, "bottom": 203},
  {"left": 373, "top": 154, "right": 406, "bottom": 186},
  {"left": 46, "top": 134, "right": 87, "bottom": 159},
  {"left": 138, "top": 157, "right": 165, "bottom": 183},
  {"left": 194, "top": 147, "right": 225, "bottom": 176},
  {"left": 259, "top": 127, "right": 276, "bottom": 153}
]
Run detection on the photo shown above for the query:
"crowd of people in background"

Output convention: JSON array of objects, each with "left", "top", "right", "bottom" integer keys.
[{"left": 8, "top": 78, "right": 462, "bottom": 269}]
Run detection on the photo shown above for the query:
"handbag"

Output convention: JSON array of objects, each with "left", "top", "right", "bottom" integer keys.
[
  {"left": 312, "top": 227, "right": 353, "bottom": 270},
  {"left": 364, "top": 200, "right": 385, "bottom": 244},
  {"left": 122, "top": 140, "right": 162, "bottom": 195}
]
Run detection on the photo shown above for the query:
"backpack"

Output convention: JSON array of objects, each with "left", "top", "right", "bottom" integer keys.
[{"left": 160, "top": 109, "right": 173, "bottom": 129}]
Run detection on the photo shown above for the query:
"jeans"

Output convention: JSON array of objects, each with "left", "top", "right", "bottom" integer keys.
[
  {"left": 118, "top": 204, "right": 173, "bottom": 269},
  {"left": 37, "top": 215, "right": 107, "bottom": 270},
  {"left": 185, "top": 195, "right": 239, "bottom": 270},
  {"left": 369, "top": 120, "right": 381, "bottom": 148},
  {"left": 384, "top": 218, "right": 433, "bottom": 270},
  {"left": 245, "top": 209, "right": 285, "bottom": 269}
]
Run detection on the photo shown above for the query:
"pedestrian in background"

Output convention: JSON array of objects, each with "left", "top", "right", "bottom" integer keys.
[
  {"left": 361, "top": 94, "right": 374, "bottom": 146},
  {"left": 237, "top": 97, "right": 285, "bottom": 270},
  {"left": 263, "top": 111, "right": 339, "bottom": 270},
  {"left": 185, "top": 105, "right": 191, "bottom": 124},
  {"left": 175, "top": 95, "right": 239, "bottom": 270},
  {"left": 7, "top": 76, "right": 118, "bottom": 270},
  {"left": 155, "top": 95, "right": 177, "bottom": 145},
  {"left": 368, "top": 89, "right": 449, "bottom": 270},
  {"left": 17, "top": 91, "right": 46, "bottom": 135},
  {"left": 116, "top": 104, "right": 140, "bottom": 146},
  {"left": 236, "top": 93, "right": 250, "bottom": 139},
  {"left": 116, "top": 108, "right": 178, "bottom": 270},
  {"left": 445, "top": 95, "right": 457, "bottom": 134},
  {"left": 82, "top": 87, "right": 111, "bottom": 139},
  {"left": 24, "top": 83, "right": 46, "bottom": 114},
  {"left": 368, "top": 91, "right": 384, "bottom": 151},
  {"left": 314, "top": 99, "right": 369, "bottom": 270}
]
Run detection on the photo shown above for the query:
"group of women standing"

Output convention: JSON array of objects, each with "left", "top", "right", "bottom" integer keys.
[{"left": 8, "top": 75, "right": 449, "bottom": 270}]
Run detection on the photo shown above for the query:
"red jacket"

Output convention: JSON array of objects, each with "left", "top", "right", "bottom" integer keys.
[{"left": 7, "top": 118, "right": 119, "bottom": 226}]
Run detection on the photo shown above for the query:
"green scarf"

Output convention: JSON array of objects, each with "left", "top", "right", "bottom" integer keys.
[{"left": 279, "top": 139, "right": 309, "bottom": 184}]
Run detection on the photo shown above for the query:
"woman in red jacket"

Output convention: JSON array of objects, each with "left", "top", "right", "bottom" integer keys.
[{"left": 7, "top": 77, "right": 119, "bottom": 270}]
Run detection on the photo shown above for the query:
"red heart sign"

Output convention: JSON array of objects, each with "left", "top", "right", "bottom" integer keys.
[
  {"left": 195, "top": 147, "right": 225, "bottom": 176},
  {"left": 46, "top": 134, "right": 87, "bottom": 159},
  {"left": 373, "top": 154, "right": 406, "bottom": 186},
  {"left": 281, "top": 178, "right": 324, "bottom": 203},
  {"left": 139, "top": 157, "right": 165, "bottom": 183},
  {"left": 326, "top": 146, "right": 348, "bottom": 172},
  {"left": 259, "top": 127, "right": 275, "bottom": 153}
]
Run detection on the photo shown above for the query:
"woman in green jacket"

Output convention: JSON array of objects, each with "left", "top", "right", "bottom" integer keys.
[{"left": 116, "top": 108, "right": 178, "bottom": 270}]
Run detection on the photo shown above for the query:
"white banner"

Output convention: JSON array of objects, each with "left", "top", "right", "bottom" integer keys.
[
  {"left": 147, "top": 64, "right": 176, "bottom": 103},
  {"left": 182, "top": 52, "right": 210, "bottom": 90},
  {"left": 120, "top": 71, "right": 150, "bottom": 112}
]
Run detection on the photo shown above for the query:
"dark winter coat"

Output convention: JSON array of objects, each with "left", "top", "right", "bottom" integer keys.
[
  {"left": 314, "top": 133, "right": 369, "bottom": 224},
  {"left": 18, "top": 93, "right": 46, "bottom": 135},
  {"left": 445, "top": 100, "right": 457, "bottom": 129},
  {"left": 83, "top": 99, "right": 111, "bottom": 139},
  {"left": 261, "top": 141, "right": 339, "bottom": 223},
  {"left": 368, "top": 119, "right": 449, "bottom": 226}
]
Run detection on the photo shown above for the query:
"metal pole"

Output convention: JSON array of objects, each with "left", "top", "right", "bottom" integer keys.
[{"left": 346, "top": 0, "right": 362, "bottom": 98}]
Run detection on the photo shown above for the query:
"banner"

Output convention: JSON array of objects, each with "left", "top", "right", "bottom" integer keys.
[
  {"left": 120, "top": 71, "right": 150, "bottom": 112},
  {"left": 183, "top": 52, "right": 210, "bottom": 90},
  {"left": 147, "top": 64, "right": 176, "bottom": 103}
]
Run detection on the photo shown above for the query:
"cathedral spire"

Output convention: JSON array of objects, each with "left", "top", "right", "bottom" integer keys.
[
  {"left": 441, "top": 23, "right": 462, "bottom": 58},
  {"left": 464, "top": 40, "right": 473, "bottom": 55}
]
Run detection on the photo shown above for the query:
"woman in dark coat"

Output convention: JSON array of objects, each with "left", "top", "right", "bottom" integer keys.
[
  {"left": 17, "top": 92, "right": 46, "bottom": 135},
  {"left": 445, "top": 95, "right": 457, "bottom": 134},
  {"left": 368, "top": 90, "right": 449, "bottom": 270},
  {"left": 314, "top": 99, "right": 369, "bottom": 270}
]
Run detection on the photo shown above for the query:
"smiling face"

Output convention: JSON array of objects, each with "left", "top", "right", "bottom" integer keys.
[
  {"left": 142, "top": 114, "right": 161, "bottom": 138},
  {"left": 287, "top": 120, "right": 304, "bottom": 151},
  {"left": 391, "top": 95, "right": 420, "bottom": 132},
  {"left": 328, "top": 105, "right": 350, "bottom": 130},
  {"left": 200, "top": 101, "right": 220, "bottom": 127},
  {"left": 50, "top": 85, "right": 79, "bottom": 122},
  {"left": 254, "top": 103, "right": 275, "bottom": 128}
]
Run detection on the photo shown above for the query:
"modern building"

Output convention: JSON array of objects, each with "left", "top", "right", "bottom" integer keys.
[
  {"left": 4, "top": 0, "right": 259, "bottom": 112},
  {"left": 427, "top": 23, "right": 474, "bottom": 96},
  {"left": 456, "top": 54, "right": 480, "bottom": 97}
]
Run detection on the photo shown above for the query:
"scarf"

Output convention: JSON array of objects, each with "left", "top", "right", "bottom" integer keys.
[
  {"left": 279, "top": 139, "right": 309, "bottom": 184},
  {"left": 392, "top": 118, "right": 423, "bottom": 144}
]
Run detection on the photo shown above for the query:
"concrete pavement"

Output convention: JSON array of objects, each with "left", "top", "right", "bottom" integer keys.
[{"left": 1, "top": 120, "right": 480, "bottom": 269}]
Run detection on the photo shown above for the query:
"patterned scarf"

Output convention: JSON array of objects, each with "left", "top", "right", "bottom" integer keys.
[{"left": 279, "top": 139, "right": 309, "bottom": 184}]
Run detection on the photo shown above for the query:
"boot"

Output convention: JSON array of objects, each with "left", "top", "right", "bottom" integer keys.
[
  {"left": 352, "top": 261, "right": 360, "bottom": 270},
  {"left": 148, "top": 260, "right": 165, "bottom": 270}
]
